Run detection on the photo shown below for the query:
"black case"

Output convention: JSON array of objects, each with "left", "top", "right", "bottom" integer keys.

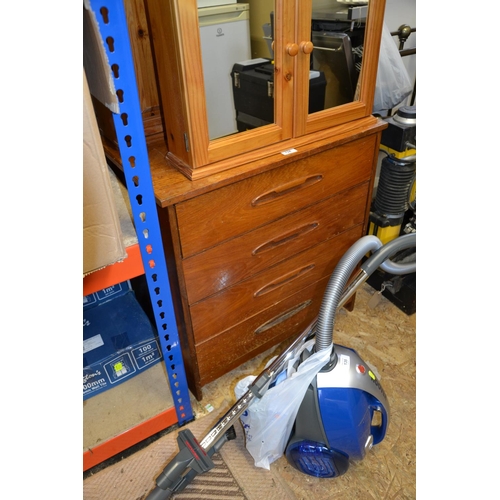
[{"left": 231, "top": 59, "right": 326, "bottom": 129}]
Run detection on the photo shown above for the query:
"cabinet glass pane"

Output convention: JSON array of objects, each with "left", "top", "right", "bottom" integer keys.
[
  {"left": 198, "top": 1, "right": 276, "bottom": 141},
  {"left": 309, "top": 0, "right": 368, "bottom": 112}
]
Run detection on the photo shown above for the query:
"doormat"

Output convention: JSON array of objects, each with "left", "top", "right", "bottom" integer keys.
[{"left": 83, "top": 404, "right": 296, "bottom": 500}]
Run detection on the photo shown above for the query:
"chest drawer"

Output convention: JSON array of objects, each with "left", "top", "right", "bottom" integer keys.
[
  {"left": 190, "top": 225, "right": 363, "bottom": 345},
  {"left": 176, "top": 134, "right": 377, "bottom": 258},
  {"left": 195, "top": 273, "right": 331, "bottom": 386},
  {"left": 157, "top": 126, "right": 383, "bottom": 400},
  {"left": 182, "top": 183, "right": 369, "bottom": 304}
]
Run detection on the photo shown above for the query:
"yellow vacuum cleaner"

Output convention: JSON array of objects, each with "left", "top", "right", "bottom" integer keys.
[
  {"left": 366, "top": 106, "right": 416, "bottom": 314},
  {"left": 369, "top": 105, "right": 416, "bottom": 245}
]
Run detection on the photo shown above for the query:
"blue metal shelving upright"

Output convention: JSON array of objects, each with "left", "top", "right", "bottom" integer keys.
[{"left": 87, "top": 0, "right": 193, "bottom": 425}]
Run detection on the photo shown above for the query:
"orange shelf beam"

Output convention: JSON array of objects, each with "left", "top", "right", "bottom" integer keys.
[
  {"left": 83, "top": 243, "right": 144, "bottom": 296},
  {"left": 83, "top": 406, "right": 179, "bottom": 471}
]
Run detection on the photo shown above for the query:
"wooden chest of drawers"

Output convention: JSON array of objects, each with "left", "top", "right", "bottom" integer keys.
[{"left": 154, "top": 127, "right": 383, "bottom": 400}]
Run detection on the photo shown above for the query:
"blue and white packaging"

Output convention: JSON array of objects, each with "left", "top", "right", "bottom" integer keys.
[
  {"left": 83, "top": 280, "right": 131, "bottom": 310},
  {"left": 83, "top": 287, "right": 163, "bottom": 400}
]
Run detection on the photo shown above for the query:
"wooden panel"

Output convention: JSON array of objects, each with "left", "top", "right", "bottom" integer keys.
[
  {"left": 195, "top": 275, "right": 330, "bottom": 386},
  {"left": 183, "top": 183, "right": 369, "bottom": 303},
  {"left": 148, "top": 125, "right": 383, "bottom": 399},
  {"left": 176, "top": 135, "right": 376, "bottom": 257},
  {"left": 144, "top": 0, "right": 191, "bottom": 165},
  {"left": 103, "top": 116, "right": 386, "bottom": 206},
  {"left": 123, "top": 0, "right": 161, "bottom": 116},
  {"left": 141, "top": 107, "right": 163, "bottom": 137},
  {"left": 91, "top": 96, "right": 162, "bottom": 146},
  {"left": 190, "top": 225, "right": 363, "bottom": 344},
  {"left": 92, "top": 0, "right": 163, "bottom": 143},
  {"left": 146, "top": 0, "right": 297, "bottom": 173}
]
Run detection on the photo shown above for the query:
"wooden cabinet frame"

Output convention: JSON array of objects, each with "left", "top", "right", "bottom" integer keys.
[
  {"left": 145, "top": 0, "right": 386, "bottom": 179},
  {"left": 294, "top": 0, "right": 386, "bottom": 136}
]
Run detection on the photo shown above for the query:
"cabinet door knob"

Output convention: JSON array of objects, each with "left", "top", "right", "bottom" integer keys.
[
  {"left": 286, "top": 43, "right": 299, "bottom": 57},
  {"left": 300, "top": 41, "right": 314, "bottom": 54}
]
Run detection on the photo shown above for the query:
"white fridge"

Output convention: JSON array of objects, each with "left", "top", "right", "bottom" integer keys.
[{"left": 198, "top": 3, "right": 251, "bottom": 140}]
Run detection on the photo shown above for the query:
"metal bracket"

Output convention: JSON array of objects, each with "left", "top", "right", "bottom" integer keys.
[{"left": 88, "top": 0, "right": 193, "bottom": 425}]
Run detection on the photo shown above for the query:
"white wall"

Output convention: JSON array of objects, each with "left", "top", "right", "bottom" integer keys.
[
  {"left": 370, "top": 1, "right": 416, "bottom": 196},
  {"left": 383, "top": 0, "right": 416, "bottom": 108}
]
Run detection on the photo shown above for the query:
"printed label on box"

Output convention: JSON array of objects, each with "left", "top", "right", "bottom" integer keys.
[
  {"left": 83, "top": 368, "right": 108, "bottom": 397},
  {"left": 82, "top": 290, "right": 163, "bottom": 400},
  {"left": 96, "top": 283, "right": 127, "bottom": 302},
  {"left": 83, "top": 294, "right": 96, "bottom": 307},
  {"left": 83, "top": 334, "right": 104, "bottom": 354},
  {"left": 83, "top": 281, "right": 131, "bottom": 309},
  {"left": 104, "top": 352, "right": 136, "bottom": 384},
  {"left": 132, "top": 340, "right": 161, "bottom": 369}
]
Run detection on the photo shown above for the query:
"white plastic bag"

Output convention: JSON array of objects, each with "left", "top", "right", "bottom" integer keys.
[
  {"left": 373, "top": 22, "right": 413, "bottom": 112},
  {"left": 234, "top": 341, "right": 332, "bottom": 470}
]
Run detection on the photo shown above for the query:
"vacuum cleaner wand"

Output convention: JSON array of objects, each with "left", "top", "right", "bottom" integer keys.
[
  {"left": 145, "top": 424, "right": 238, "bottom": 500},
  {"left": 145, "top": 233, "right": 416, "bottom": 499},
  {"left": 199, "top": 319, "right": 317, "bottom": 450}
]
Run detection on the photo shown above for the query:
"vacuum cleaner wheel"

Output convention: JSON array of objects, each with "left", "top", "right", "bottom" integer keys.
[{"left": 285, "top": 440, "right": 350, "bottom": 478}]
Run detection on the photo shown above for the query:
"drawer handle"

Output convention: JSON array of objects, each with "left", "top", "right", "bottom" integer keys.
[
  {"left": 251, "top": 175, "right": 323, "bottom": 207},
  {"left": 254, "top": 300, "right": 312, "bottom": 335},
  {"left": 254, "top": 264, "right": 315, "bottom": 297},
  {"left": 252, "top": 222, "right": 319, "bottom": 255}
]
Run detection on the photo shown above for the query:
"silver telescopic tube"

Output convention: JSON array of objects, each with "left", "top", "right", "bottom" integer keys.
[
  {"left": 336, "top": 269, "right": 370, "bottom": 310},
  {"left": 199, "top": 389, "right": 256, "bottom": 450},
  {"left": 200, "top": 318, "right": 317, "bottom": 451}
]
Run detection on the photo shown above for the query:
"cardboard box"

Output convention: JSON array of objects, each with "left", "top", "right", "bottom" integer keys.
[
  {"left": 83, "top": 280, "right": 132, "bottom": 310},
  {"left": 83, "top": 1, "right": 127, "bottom": 276},
  {"left": 83, "top": 69, "right": 127, "bottom": 276},
  {"left": 83, "top": 1, "right": 119, "bottom": 114},
  {"left": 83, "top": 288, "right": 163, "bottom": 400}
]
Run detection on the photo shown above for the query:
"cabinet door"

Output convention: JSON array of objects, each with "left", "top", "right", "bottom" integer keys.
[
  {"left": 294, "top": 0, "right": 386, "bottom": 137},
  {"left": 147, "top": 0, "right": 295, "bottom": 170},
  {"left": 147, "top": 0, "right": 385, "bottom": 174}
]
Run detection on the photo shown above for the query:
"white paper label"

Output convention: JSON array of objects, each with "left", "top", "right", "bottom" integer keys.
[
  {"left": 338, "top": 354, "right": 350, "bottom": 370},
  {"left": 281, "top": 148, "right": 298, "bottom": 156},
  {"left": 83, "top": 334, "right": 104, "bottom": 354}
]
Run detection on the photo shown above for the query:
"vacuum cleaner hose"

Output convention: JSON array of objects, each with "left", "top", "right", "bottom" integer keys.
[
  {"left": 362, "top": 233, "right": 416, "bottom": 276},
  {"left": 315, "top": 235, "right": 383, "bottom": 352},
  {"left": 315, "top": 233, "right": 417, "bottom": 353}
]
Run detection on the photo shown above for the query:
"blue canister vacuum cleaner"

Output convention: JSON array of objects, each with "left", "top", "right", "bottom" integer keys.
[{"left": 145, "top": 233, "right": 416, "bottom": 499}]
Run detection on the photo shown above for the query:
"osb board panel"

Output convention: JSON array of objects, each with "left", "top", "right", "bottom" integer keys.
[
  {"left": 83, "top": 282, "right": 416, "bottom": 499},
  {"left": 83, "top": 363, "right": 174, "bottom": 451}
]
